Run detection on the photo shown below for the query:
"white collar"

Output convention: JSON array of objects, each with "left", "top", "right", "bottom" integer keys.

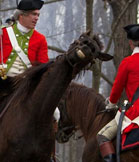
[
  {"left": 17, "top": 21, "right": 31, "bottom": 34},
  {"left": 132, "top": 47, "right": 139, "bottom": 55}
]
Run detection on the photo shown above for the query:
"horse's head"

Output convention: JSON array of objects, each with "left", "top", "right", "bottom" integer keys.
[
  {"left": 66, "top": 30, "right": 113, "bottom": 67},
  {"left": 55, "top": 98, "right": 75, "bottom": 143}
]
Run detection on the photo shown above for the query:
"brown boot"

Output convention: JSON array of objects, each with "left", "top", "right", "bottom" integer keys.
[{"left": 99, "top": 141, "right": 116, "bottom": 162}]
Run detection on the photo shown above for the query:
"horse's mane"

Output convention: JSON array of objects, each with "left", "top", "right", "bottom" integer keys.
[
  {"left": 67, "top": 82, "right": 105, "bottom": 110},
  {"left": 65, "top": 82, "right": 106, "bottom": 133}
]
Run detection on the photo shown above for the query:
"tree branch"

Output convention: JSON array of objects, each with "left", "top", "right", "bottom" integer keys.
[
  {"left": 100, "top": 72, "right": 113, "bottom": 86},
  {"left": 48, "top": 45, "right": 65, "bottom": 53}
]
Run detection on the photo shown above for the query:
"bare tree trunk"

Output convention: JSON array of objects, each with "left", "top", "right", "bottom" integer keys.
[
  {"left": 109, "top": 0, "right": 137, "bottom": 69},
  {"left": 86, "top": 0, "right": 102, "bottom": 92},
  {"left": 105, "top": 0, "right": 138, "bottom": 103},
  {"left": 86, "top": 0, "right": 93, "bottom": 31}
]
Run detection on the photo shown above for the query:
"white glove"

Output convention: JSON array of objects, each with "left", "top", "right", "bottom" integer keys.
[{"left": 105, "top": 97, "right": 118, "bottom": 110}]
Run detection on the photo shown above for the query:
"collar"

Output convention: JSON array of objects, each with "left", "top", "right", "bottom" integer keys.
[
  {"left": 13, "top": 23, "right": 34, "bottom": 40},
  {"left": 17, "top": 21, "right": 31, "bottom": 34},
  {"left": 132, "top": 47, "right": 139, "bottom": 55}
]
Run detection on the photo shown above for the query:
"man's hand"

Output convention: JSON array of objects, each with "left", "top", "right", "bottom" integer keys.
[{"left": 105, "top": 97, "right": 118, "bottom": 110}]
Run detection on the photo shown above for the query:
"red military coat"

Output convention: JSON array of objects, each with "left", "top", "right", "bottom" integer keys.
[
  {"left": 0, "top": 23, "right": 48, "bottom": 71},
  {"left": 110, "top": 49, "right": 139, "bottom": 132}
]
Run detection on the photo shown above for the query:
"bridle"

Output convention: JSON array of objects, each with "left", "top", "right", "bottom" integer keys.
[
  {"left": 58, "top": 98, "right": 75, "bottom": 132},
  {"left": 57, "top": 97, "right": 83, "bottom": 142},
  {"left": 63, "top": 33, "right": 99, "bottom": 68}
]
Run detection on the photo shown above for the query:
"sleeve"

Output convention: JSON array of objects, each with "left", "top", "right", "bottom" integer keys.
[
  {"left": 37, "top": 35, "right": 49, "bottom": 63},
  {"left": 109, "top": 58, "right": 129, "bottom": 103}
]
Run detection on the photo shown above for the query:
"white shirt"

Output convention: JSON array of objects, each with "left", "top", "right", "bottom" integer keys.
[
  {"left": 17, "top": 21, "right": 30, "bottom": 34},
  {"left": 132, "top": 47, "right": 139, "bottom": 55}
]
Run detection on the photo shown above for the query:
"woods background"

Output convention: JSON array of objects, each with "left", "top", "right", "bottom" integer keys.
[{"left": 0, "top": 0, "right": 139, "bottom": 161}]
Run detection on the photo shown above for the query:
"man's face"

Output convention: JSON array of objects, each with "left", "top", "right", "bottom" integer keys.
[{"left": 19, "top": 10, "right": 40, "bottom": 29}]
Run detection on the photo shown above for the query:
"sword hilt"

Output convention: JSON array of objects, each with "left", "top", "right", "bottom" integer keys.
[{"left": 0, "top": 66, "right": 7, "bottom": 80}]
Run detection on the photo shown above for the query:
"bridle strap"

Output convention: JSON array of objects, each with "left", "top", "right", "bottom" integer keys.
[
  {"left": 58, "top": 97, "right": 75, "bottom": 133},
  {"left": 60, "top": 97, "right": 73, "bottom": 123},
  {"left": 96, "top": 108, "right": 116, "bottom": 115},
  {"left": 58, "top": 97, "right": 84, "bottom": 141},
  {"left": 65, "top": 54, "right": 75, "bottom": 68}
]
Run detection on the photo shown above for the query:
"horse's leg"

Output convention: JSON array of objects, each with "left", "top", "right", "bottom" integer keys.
[{"left": 82, "top": 138, "right": 102, "bottom": 162}]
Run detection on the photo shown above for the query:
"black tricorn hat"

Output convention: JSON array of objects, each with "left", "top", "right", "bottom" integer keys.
[
  {"left": 17, "top": 0, "right": 44, "bottom": 11},
  {"left": 124, "top": 24, "right": 139, "bottom": 41}
]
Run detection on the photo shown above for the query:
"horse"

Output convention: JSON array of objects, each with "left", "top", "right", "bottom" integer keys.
[
  {"left": 56, "top": 82, "right": 139, "bottom": 162},
  {"left": 0, "top": 31, "right": 113, "bottom": 162}
]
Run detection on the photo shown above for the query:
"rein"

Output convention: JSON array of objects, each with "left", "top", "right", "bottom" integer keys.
[
  {"left": 56, "top": 48, "right": 78, "bottom": 68},
  {"left": 96, "top": 108, "right": 116, "bottom": 115},
  {"left": 64, "top": 38, "right": 87, "bottom": 68},
  {"left": 56, "top": 54, "right": 75, "bottom": 68},
  {"left": 65, "top": 54, "right": 75, "bottom": 68}
]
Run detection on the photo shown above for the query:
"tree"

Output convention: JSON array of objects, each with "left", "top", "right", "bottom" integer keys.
[
  {"left": 104, "top": 0, "right": 138, "bottom": 103},
  {"left": 86, "top": 0, "right": 138, "bottom": 94}
]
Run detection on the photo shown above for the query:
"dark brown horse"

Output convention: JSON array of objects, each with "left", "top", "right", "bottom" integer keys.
[
  {"left": 0, "top": 31, "right": 112, "bottom": 162},
  {"left": 56, "top": 82, "right": 139, "bottom": 162}
]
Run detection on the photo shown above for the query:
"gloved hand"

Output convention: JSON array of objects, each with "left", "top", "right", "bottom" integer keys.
[{"left": 105, "top": 97, "right": 118, "bottom": 110}]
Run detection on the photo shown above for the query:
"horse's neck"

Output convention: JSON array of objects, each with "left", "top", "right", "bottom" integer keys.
[{"left": 31, "top": 61, "right": 74, "bottom": 120}]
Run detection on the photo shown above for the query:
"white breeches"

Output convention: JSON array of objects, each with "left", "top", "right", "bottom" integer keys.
[{"left": 97, "top": 119, "right": 118, "bottom": 140}]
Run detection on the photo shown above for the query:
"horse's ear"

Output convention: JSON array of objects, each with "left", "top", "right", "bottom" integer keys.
[{"left": 97, "top": 52, "right": 113, "bottom": 61}]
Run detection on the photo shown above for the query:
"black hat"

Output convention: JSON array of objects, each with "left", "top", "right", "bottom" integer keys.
[
  {"left": 124, "top": 24, "right": 139, "bottom": 41},
  {"left": 17, "top": 0, "right": 44, "bottom": 11}
]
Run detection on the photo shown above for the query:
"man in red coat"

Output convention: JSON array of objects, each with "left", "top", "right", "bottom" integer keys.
[
  {"left": 97, "top": 24, "right": 139, "bottom": 162},
  {"left": 0, "top": 0, "right": 48, "bottom": 77}
]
